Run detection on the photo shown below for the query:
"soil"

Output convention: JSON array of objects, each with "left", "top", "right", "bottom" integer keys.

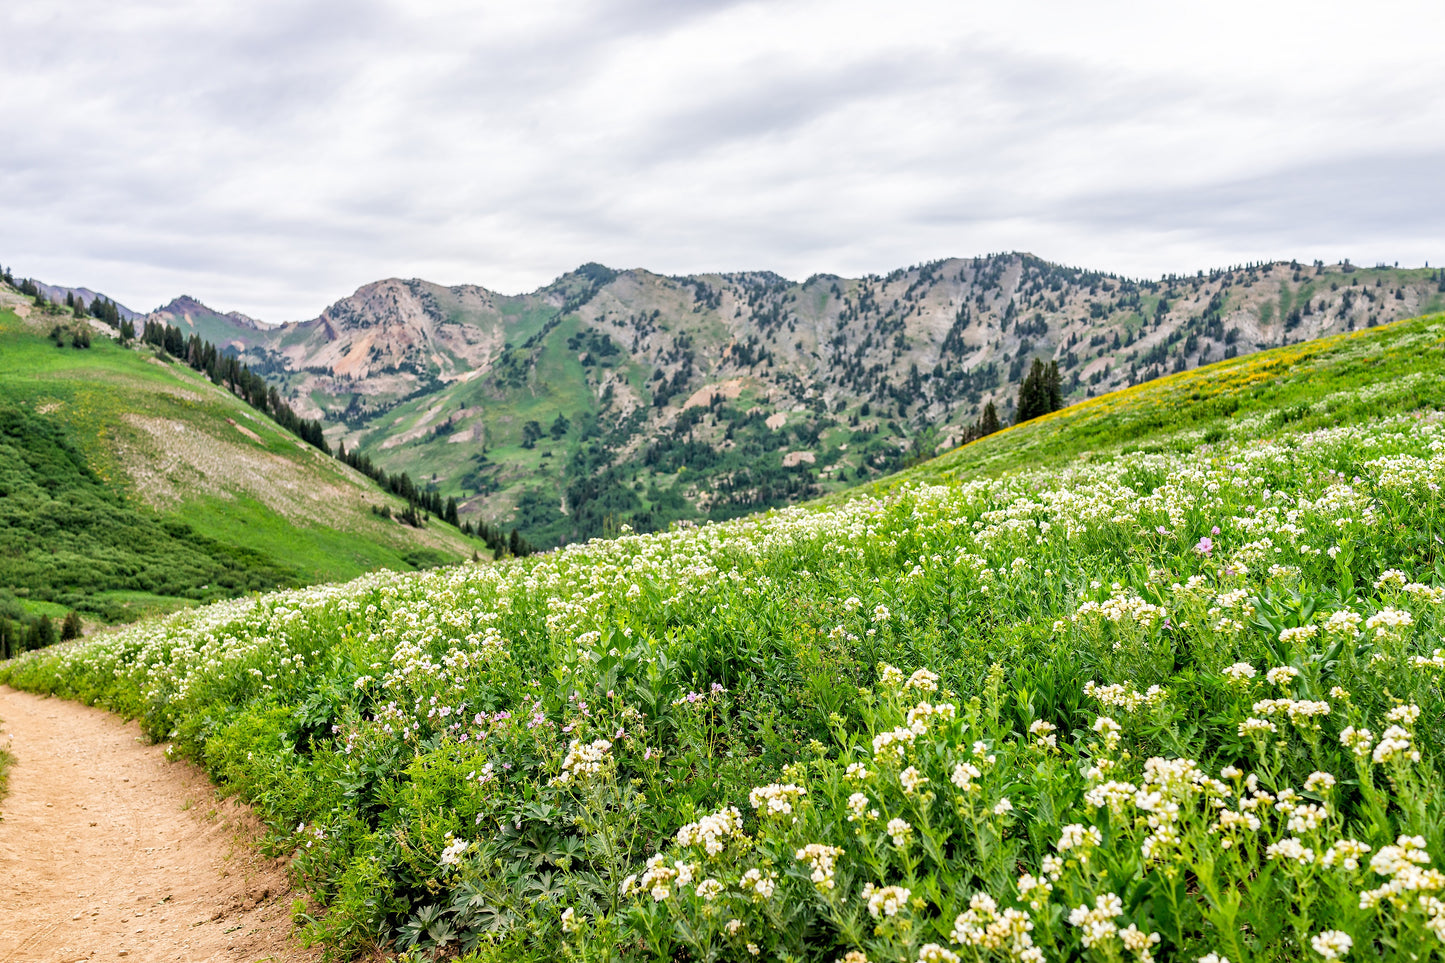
[{"left": 0, "top": 686, "right": 320, "bottom": 963}]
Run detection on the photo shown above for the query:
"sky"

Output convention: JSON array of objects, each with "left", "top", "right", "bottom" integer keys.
[{"left": 3, "top": 0, "right": 1443, "bottom": 321}]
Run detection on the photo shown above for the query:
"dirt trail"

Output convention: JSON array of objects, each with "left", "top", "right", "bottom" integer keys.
[{"left": 0, "top": 686, "right": 319, "bottom": 963}]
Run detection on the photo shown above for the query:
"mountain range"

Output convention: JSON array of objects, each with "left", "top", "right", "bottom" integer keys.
[{"left": 77, "top": 254, "right": 1445, "bottom": 547}]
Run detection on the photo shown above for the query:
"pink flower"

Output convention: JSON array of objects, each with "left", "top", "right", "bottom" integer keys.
[{"left": 1195, "top": 536, "right": 1213, "bottom": 555}]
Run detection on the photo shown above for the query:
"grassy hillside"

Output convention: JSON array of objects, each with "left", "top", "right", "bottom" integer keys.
[
  {"left": 5, "top": 313, "right": 1445, "bottom": 962},
  {"left": 0, "top": 291, "right": 479, "bottom": 624},
  {"left": 891, "top": 310, "right": 1445, "bottom": 488}
]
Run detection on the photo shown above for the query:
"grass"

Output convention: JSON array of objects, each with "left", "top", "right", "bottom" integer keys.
[
  {"left": 883, "top": 311, "right": 1445, "bottom": 491},
  {"left": 5, "top": 312, "right": 1445, "bottom": 961},
  {"left": 0, "top": 717, "right": 11, "bottom": 810},
  {"left": 0, "top": 304, "right": 477, "bottom": 624}
]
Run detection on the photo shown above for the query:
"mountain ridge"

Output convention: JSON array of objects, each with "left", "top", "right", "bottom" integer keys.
[{"left": 128, "top": 252, "right": 1445, "bottom": 547}]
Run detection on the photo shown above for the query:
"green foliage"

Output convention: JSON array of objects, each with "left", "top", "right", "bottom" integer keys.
[
  {"left": 7, "top": 312, "right": 1445, "bottom": 961},
  {"left": 1014, "top": 358, "right": 1063, "bottom": 425},
  {"left": 0, "top": 718, "right": 12, "bottom": 809},
  {"left": 0, "top": 306, "right": 474, "bottom": 624},
  {"left": 0, "top": 404, "right": 301, "bottom": 621},
  {"left": 902, "top": 313, "right": 1445, "bottom": 491}
]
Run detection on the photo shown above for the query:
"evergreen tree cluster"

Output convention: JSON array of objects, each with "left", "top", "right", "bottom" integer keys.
[
  {"left": 139, "top": 320, "right": 330, "bottom": 453},
  {"left": 1014, "top": 357, "right": 1064, "bottom": 425},
  {"left": 467, "top": 519, "right": 534, "bottom": 558},
  {"left": 0, "top": 610, "right": 81, "bottom": 659},
  {"left": 956, "top": 400, "right": 1003, "bottom": 445},
  {"left": 49, "top": 324, "right": 92, "bottom": 349},
  {"left": 1, "top": 270, "right": 127, "bottom": 327},
  {"left": 60, "top": 289, "right": 125, "bottom": 327},
  {"left": 342, "top": 441, "right": 511, "bottom": 550},
  {"left": 5, "top": 270, "right": 480, "bottom": 556}
]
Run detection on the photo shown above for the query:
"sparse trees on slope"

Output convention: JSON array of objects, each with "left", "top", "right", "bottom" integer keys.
[
  {"left": 34, "top": 614, "right": 57, "bottom": 650},
  {"left": 521, "top": 421, "right": 542, "bottom": 449}
]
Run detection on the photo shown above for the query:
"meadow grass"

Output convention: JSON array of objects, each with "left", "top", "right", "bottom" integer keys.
[
  {"left": 888, "top": 312, "right": 1445, "bottom": 490},
  {"left": 0, "top": 308, "right": 474, "bottom": 622},
  {"left": 3, "top": 314, "right": 1445, "bottom": 962},
  {"left": 0, "top": 717, "right": 12, "bottom": 808}
]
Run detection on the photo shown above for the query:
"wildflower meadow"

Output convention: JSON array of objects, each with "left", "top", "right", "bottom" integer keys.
[{"left": 5, "top": 353, "right": 1445, "bottom": 962}]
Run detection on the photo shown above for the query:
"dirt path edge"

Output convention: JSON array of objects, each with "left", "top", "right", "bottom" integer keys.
[{"left": 0, "top": 685, "right": 320, "bottom": 963}]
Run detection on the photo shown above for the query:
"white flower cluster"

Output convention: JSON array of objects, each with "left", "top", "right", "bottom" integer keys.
[
  {"left": 749, "top": 782, "right": 806, "bottom": 818},
  {"left": 1251, "top": 697, "right": 1332, "bottom": 726},
  {"left": 1134, "top": 757, "right": 1228, "bottom": 864},
  {"left": 846, "top": 791, "right": 878, "bottom": 823},
  {"left": 626, "top": 854, "right": 696, "bottom": 901},
  {"left": 905, "top": 700, "right": 956, "bottom": 730},
  {"left": 1072, "top": 593, "right": 1167, "bottom": 630},
  {"left": 1358, "top": 836, "right": 1444, "bottom": 910},
  {"left": 1310, "top": 930, "right": 1353, "bottom": 960},
  {"left": 674, "top": 805, "right": 746, "bottom": 855},
  {"left": 899, "top": 765, "right": 930, "bottom": 795},
  {"left": 796, "top": 843, "right": 844, "bottom": 890},
  {"left": 551, "top": 737, "right": 614, "bottom": 786},
  {"left": 438, "top": 833, "right": 469, "bottom": 867},
  {"left": 738, "top": 867, "right": 777, "bottom": 901},
  {"left": 1066, "top": 893, "right": 1124, "bottom": 947},
  {"left": 1084, "top": 680, "right": 1167, "bottom": 712},
  {"left": 1223, "top": 661, "right": 1257, "bottom": 684},
  {"left": 1365, "top": 607, "right": 1414, "bottom": 639},
  {"left": 872, "top": 726, "right": 919, "bottom": 760},
  {"left": 951, "top": 892, "right": 1042, "bottom": 962},
  {"left": 1056, "top": 823, "right": 1104, "bottom": 861},
  {"left": 863, "top": 883, "right": 911, "bottom": 918},
  {"left": 903, "top": 668, "right": 940, "bottom": 692}
]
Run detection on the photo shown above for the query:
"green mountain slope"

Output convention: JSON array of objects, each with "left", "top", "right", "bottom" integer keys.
[
  {"left": 163, "top": 257, "right": 1445, "bottom": 549},
  {"left": 7, "top": 310, "right": 1445, "bottom": 961},
  {"left": 0, "top": 288, "right": 477, "bottom": 624}
]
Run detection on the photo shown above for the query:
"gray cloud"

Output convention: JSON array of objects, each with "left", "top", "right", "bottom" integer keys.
[
  {"left": 1058, "top": 152, "right": 1445, "bottom": 237},
  {"left": 2, "top": 0, "right": 1442, "bottom": 318}
]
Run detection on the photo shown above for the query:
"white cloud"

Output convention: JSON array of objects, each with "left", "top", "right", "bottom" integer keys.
[{"left": 3, "top": 0, "right": 1442, "bottom": 319}]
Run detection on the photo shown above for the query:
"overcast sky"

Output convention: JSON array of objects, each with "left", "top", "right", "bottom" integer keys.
[{"left": 3, "top": 0, "right": 1442, "bottom": 320}]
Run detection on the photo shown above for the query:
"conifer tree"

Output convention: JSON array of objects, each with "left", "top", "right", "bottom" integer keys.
[
  {"left": 1015, "top": 357, "right": 1049, "bottom": 424},
  {"left": 979, "top": 400, "right": 1001, "bottom": 436},
  {"left": 35, "top": 614, "right": 57, "bottom": 650}
]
